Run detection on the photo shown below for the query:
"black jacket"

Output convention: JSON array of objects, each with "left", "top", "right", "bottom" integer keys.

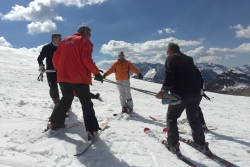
[
  {"left": 194, "top": 66, "right": 205, "bottom": 90},
  {"left": 37, "top": 42, "right": 57, "bottom": 69},
  {"left": 162, "top": 52, "right": 200, "bottom": 96}
]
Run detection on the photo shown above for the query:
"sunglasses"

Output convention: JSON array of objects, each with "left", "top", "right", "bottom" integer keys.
[
  {"left": 87, "top": 31, "right": 91, "bottom": 37},
  {"left": 57, "top": 38, "right": 62, "bottom": 41}
]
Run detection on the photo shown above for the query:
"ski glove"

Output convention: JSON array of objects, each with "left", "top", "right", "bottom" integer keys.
[
  {"left": 39, "top": 64, "right": 45, "bottom": 73},
  {"left": 162, "top": 91, "right": 182, "bottom": 105},
  {"left": 138, "top": 73, "right": 143, "bottom": 79},
  {"left": 94, "top": 73, "right": 103, "bottom": 83}
]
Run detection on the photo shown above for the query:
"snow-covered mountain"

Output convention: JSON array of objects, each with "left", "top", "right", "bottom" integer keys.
[
  {"left": 132, "top": 62, "right": 229, "bottom": 84},
  {"left": 206, "top": 64, "right": 250, "bottom": 96},
  {"left": 132, "top": 62, "right": 250, "bottom": 96},
  {"left": 195, "top": 63, "right": 229, "bottom": 84}
]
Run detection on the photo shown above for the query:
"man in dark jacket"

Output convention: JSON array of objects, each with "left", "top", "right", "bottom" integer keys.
[
  {"left": 37, "top": 33, "right": 62, "bottom": 107},
  {"left": 48, "top": 25, "right": 103, "bottom": 140},
  {"left": 155, "top": 43, "right": 212, "bottom": 156}
]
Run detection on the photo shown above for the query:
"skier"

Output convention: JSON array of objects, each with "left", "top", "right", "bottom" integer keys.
[
  {"left": 37, "top": 33, "right": 71, "bottom": 117},
  {"left": 48, "top": 25, "right": 103, "bottom": 140},
  {"left": 155, "top": 43, "right": 212, "bottom": 156},
  {"left": 103, "top": 51, "right": 143, "bottom": 113}
]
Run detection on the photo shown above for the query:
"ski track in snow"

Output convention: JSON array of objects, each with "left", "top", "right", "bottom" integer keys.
[{"left": 0, "top": 47, "right": 250, "bottom": 167}]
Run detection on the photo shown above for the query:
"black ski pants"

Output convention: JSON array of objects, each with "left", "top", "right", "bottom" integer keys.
[
  {"left": 49, "top": 82, "right": 99, "bottom": 133},
  {"left": 166, "top": 91, "right": 205, "bottom": 146},
  {"left": 46, "top": 72, "right": 59, "bottom": 100},
  {"left": 198, "top": 96, "right": 206, "bottom": 125}
]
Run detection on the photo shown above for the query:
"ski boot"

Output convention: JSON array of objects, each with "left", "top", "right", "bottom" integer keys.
[
  {"left": 163, "top": 141, "right": 183, "bottom": 158},
  {"left": 86, "top": 131, "right": 98, "bottom": 141}
]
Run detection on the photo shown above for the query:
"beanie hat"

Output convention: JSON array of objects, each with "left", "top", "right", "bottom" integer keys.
[{"left": 119, "top": 51, "right": 125, "bottom": 56}]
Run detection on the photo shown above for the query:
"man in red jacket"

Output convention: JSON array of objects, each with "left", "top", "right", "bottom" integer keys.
[{"left": 48, "top": 25, "right": 103, "bottom": 140}]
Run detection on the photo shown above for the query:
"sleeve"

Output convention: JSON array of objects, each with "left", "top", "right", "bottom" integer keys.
[
  {"left": 194, "top": 66, "right": 205, "bottom": 90},
  {"left": 128, "top": 61, "right": 140, "bottom": 75},
  {"left": 162, "top": 56, "right": 176, "bottom": 90},
  {"left": 80, "top": 40, "right": 99, "bottom": 75},
  {"left": 52, "top": 45, "right": 60, "bottom": 70},
  {"left": 105, "top": 62, "right": 116, "bottom": 76},
  {"left": 37, "top": 45, "right": 47, "bottom": 65}
]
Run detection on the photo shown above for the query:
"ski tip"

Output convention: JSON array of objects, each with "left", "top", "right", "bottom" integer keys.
[
  {"left": 163, "top": 128, "right": 168, "bottom": 133},
  {"left": 144, "top": 128, "right": 150, "bottom": 133}
]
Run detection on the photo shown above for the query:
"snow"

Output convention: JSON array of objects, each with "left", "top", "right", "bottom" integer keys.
[{"left": 0, "top": 46, "right": 250, "bottom": 167}]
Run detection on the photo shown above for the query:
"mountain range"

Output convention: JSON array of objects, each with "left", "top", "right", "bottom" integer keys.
[{"left": 131, "top": 62, "right": 250, "bottom": 96}]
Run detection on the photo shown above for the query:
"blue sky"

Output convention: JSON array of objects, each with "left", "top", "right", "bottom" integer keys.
[{"left": 0, "top": 0, "right": 249, "bottom": 69}]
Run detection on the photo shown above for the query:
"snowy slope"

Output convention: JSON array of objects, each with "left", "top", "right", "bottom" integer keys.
[{"left": 0, "top": 46, "right": 249, "bottom": 167}]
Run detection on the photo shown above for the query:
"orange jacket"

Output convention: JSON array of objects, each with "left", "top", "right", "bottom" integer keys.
[
  {"left": 105, "top": 59, "right": 140, "bottom": 81},
  {"left": 52, "top": 33, "right": 99, "bottom": 85}
]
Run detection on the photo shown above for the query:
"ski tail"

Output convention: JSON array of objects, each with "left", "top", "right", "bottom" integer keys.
[
  {"left": 74, "top": 119, "right": 109, "bottom": 156},
  {"left": 144, "top": 128, "right": 197, "bottom": 167}
]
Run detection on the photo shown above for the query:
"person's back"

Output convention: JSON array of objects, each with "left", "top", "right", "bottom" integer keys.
[
  {"left": 165, "top": 52, "right": 200, "bottom": 96},
  {"left": 48, "top": 25, "right": 103, "bottom": 140},
  {"left": 156, "top": 43, "right": 210, "bottom": 157},
  {"left": 53, "top": 33, "right": 99, "bottom": 85}
]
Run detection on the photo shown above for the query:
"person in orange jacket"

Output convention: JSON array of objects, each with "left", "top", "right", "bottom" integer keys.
[
  {"left": 48, "top": 25, "right": 103, "bottom": 140},
  {"left": 103, "top": 51, "right": 143, "bottom": 113}
]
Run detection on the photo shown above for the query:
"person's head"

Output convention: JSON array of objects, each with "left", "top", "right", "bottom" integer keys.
[
  {"left": 166, "top": 43, "right": 180, "bottom": 56},
  {"left": 77, "top": 25, "right": 91, "bottom": 39},
  {"left": 118, "top": 51, "right": 125, "bottom": 61},
  {"left": 51, "top": 33, "right": 62, "bottom": 45}
]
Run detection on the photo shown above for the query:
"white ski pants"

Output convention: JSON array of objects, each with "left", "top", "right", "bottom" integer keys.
[{"left": 116, "top": 79, "right": 133, "bottom": 109}]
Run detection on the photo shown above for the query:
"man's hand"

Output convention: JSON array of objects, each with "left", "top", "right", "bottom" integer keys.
[
  {"left": 138, "top": 73, "right": 143, "bottom": 79},
  {"left": 94, "top": 73, "right": 103, "bottom": 83},
  {"left": 38, "top": 64, "right": 45, "bottom": 73},
  {"left": 155, "top": 90, "right": 164, "bottom": 99}
]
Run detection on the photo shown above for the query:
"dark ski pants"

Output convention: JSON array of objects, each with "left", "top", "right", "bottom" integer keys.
[
  {"left": 198, "top": 96, "right": 206, "bottom": 125},
  {"left": 166, "top": 92, "right": 205, "bottom": 146},
  {"left": 49, "top": 82, "right": 99, "bottom": 133},
  {"left": 46, "top": 72, "right": 59, "bottom": 100}
]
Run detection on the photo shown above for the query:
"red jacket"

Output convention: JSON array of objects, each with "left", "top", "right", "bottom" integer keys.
[{"left": 52, "top": 33, "right": 99, "bottom": 85}]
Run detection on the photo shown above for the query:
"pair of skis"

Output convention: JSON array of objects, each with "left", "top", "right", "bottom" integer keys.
[
  {"left": 144, "top": 127, "right": 239, "bottom": 167},
  {"left": 43, "top": 119, "right": 109, "bottom": 156},
  {"left": 149, "top": 116, "right": 218, "bottom": 131},
  {"left": 74, "top": 119, "right": 109, "bottom": 156},
  {"left": 43, "top": 120, "right": 84, "bottom": 133}
]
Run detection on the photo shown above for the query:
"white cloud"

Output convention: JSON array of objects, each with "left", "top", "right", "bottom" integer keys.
[
  {"left": 96, "top": 59, "right": 115, "bottom": 70},
  {"left": 1, "top": 0, "right": 62, "bottom": 22},
  {"left": 157, "top": 30, "right": 163, "bottom": 35},
  {"left": 100, "top": 37, "right": 202, "bottom": 57},
  {"left": 55, "top": 0, "right": 108, "bottom": 8},
  {"left": 157, "top": 28, "right": 176, "bottom": 35},
  {"left": 233, "top": 24, "right": 250, "bottom": 38},
  {"left": 233, "top": 43, "right": 250, "bottom": 53},
  {"left": 185, "top": 46, "right": 206, "bottom": 57},
  {"left": 196, "top": 56, "right": 222, "bottom": 63},
  {"left": 27, "top": 20, "right": 57, "bottom": 34},
  {"left": 164, "top": 28, "right": 176, "bottom": 34},
  {"left": 225, "top": 54, "right": 236, "bottom": 60},
  {"left": 0, "top": 37, "right": 12, "bottom": 47},
  {"left": 1, "top": 0, "right": 107, "bottom": 34},
  {"left": 19, "top": 44, "right": 45, "bottom": 52},
  {"left": 148, "top": 53, "right": 166, "bottom": 64},
  {"left": 207, "top": 47, "right": 231, "bottom": 55}
]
